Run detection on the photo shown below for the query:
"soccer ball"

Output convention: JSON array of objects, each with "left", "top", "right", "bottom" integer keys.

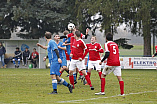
[{"left": 68, "top": 23, "right": 75, "bottom": 31}]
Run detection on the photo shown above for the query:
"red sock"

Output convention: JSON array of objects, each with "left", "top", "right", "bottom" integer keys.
[
  {"left": 119, "top": 81, "right": 124, "bottom": 95},
  {"left": 101, "top": 78, "right": 105, "bottom": 92},
  {"left": 85, "top": 75, "right": 92, "bottom": 87},
  {"left": 98, "top": 72, "right": 102, "bottom": 79},
  {"left": 79, "top": 71, "right": 83, "bottom": 76},
  {"left": 59, "top": 71, "right": 62, "bottom": 77},
  {"left": 87, "top": 72, "right": 91, "bottom": 78},
  {"left": 69, "top": 75, "right": 74, "bottom": 88}
]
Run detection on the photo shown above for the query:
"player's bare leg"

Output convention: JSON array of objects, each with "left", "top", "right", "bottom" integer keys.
[
  {"left": 81, "top": 69, "right": 94, "bottom": 90},
  {"left": 117, "top": 76, "right": 124, "bottom": 95}
]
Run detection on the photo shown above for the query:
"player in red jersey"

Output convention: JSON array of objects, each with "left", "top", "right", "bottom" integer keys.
[
  {"left": 152, "top": 45, "right": 157, "bottom": 70},
  {"left": 83, "top": 36, "right": 104, "bottom": 84},
  {"left": 152, "top": 45, "right": 157, "bottom": 57},
  {"left": 60, "top": 27, "right": 89, "bottom": 81},
  {"left": 69, "top": 30, "right": 94, "bottom": 90},
  {"left": 95, "top": 32, "right": 124, "bottom": 96}
]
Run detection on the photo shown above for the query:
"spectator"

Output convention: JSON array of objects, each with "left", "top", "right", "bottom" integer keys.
[
  {"left": 31, "top": 48, "right": 39, "bottom": 68},
  {"left": 12, "top": 47, "right": 22, "bottom": 68},
  {"left": 0, "top": 42, "right": 6, "bottom": 68},
  {"left": 22, "top": 47, "right": 30, "bottom": 67}
]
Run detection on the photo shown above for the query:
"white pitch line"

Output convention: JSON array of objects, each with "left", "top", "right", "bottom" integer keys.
[{"left": 57, "top": 90, "right": 157, "bottom": 103}]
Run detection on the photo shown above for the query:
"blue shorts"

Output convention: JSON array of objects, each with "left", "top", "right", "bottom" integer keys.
[
  {"left": 50, "top": 61, "right": 60, "bottom": 76},
  {"left": 61, "top": 58, "right": 67, "bottom": 67}
]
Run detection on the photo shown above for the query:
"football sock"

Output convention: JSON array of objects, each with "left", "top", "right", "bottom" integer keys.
[
  {"left": 73, "top": 72, "right": 77, "bottom": 81},
  {"left": 101, "top": 78, "right": 105, "bottom": 92},
  {"left": 87, "top": 72, "right": 91, "bottom": 78},
  {"left": 79, "top": 71, "right": 83, "bottom": 76},
  {"left": 85, "top": 75, "right": 92, "bottom": 87},
  {"left": 98, "top": 72, "right": 102, "bottom": 79},
  {"left": 59, "top": 78, "right": 69, "bottom": 87},
  {"left": 52, "top": 79, "right": 57, "bottom": 92},
  {"left": 59, "top": 71, "right": 62, "bottom": 76},
  {"left": 65, "top": 70, "right": 69, "bottom": 74},
  {"left": 69, "top": 75, "right": 74, "bottom": 88},
  {"left": 119, "top": 81, "right": 124, "bottom": 95},
  {"left": 13, "top": 61, "right": 16, "bottom": 65}
]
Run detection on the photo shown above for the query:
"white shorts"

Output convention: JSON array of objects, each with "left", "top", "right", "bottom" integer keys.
[
  {"left": 88, "top": 60, "right": 101, "bottom": 71},
  {"left": 69, "top": 59, "right": 86, "bottom": 71},
  {"left": 67, "top": 60, "right": 70, "bottom": 68},
  {"left": 102, "top": 65, "right": 121, "bottom": 76}
]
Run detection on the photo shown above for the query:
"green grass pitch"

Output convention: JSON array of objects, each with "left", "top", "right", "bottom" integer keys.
[{"left": 0, "top": 68, "right": 157, "bottom": 104}]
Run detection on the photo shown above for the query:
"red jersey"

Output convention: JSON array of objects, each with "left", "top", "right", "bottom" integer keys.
[
  {"left": 155, "top": 45, "right": 157, "bottom": 53},
  {"left": 31, "top": 51, "right": 39, "bottom": 59},
  {"left": 71, "top": 39, "right": 86, "bottom": 60},
  {"left": 65, "top": 50, "right": 70, "bottom": 60},
  {"left": 86, "top": 43, "right": 104, "bottom": 61},
  {"left": 104, "top": 41, "right": 120, "bottom": 66},
  {"left": 67, "top": 33, "right": 85, "bottom": 50}
]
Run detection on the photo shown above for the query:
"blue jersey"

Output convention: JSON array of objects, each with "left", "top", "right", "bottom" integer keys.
[
  {"left": 57, "top": 42, "right": 66, "bottom": 59},
  {"left": 47, "top": 40, "right": 58, "bottom": 62},
  {"left": 63, "top": 38, "right": 71, "bottom": 55}
]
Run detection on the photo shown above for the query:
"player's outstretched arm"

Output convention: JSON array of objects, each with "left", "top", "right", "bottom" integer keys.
[{"left": 37, "top": 43, "right": 47, "bottom": 49}]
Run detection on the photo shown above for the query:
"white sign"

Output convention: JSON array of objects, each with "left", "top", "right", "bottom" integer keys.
[{"left": 120, "top": 57, "right": 157, "bottom": 69}]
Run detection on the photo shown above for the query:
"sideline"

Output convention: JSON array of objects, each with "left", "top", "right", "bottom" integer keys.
[{"left": 57, "top": 90, "right": 157, "bottom": 103}]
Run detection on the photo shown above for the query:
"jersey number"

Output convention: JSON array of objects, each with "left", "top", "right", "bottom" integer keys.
[{"left": 113, "top": 46, "right": 116, "bottom": 54}]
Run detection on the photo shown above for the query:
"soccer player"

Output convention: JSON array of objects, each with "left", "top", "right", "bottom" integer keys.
[
  {"left": 152, "top": 45, "right": 157, "bottom": 70},
  {"left": 12, "top": 47, "right": 22, "bottom": 68},
  {"left": 152, "top": 45, "right": 157, "bottom": 57},
  {"left": 95, "top": 32, "right": 124, "bottom": 95},
  {"left": 37, "top": 32, "right": 73, "bottom": 94},
  {"left": 53, "top": 34, "right": 68, "bottom": 76},
  {"left": 69, "top": 30, "right": 94, "bottom": 90},
  {"left": 83, "top": 36, "right": 104, "bottom": 84},
  {"left": 60, "top": 28, "right": 89, "bottom": 79},
  {"left": 22, "top": 47, "right": 30, "bottom": 67}
]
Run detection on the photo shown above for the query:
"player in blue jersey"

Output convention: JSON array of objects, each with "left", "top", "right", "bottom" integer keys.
[
  {"left": 37, "top": 32, "right": 73, "bottom": 94},
  {"left": 53, "top": 34, "right": 69, "bottom": 77},
  {"left": 12, "top": 47, "right": 22, "bottom": 68}
]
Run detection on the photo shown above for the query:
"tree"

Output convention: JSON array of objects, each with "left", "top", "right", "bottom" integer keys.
[
  {"left": 75, "top": 0, "right": 157, "bottom": 56},
  {"left": 0, "top": 0, "right": 72, "bottom": 39}
]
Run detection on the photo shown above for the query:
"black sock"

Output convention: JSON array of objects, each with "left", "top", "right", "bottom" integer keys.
[
  {"left": 65, "top": 70, "right": 69, "bottom": 74},
  {"left": 53, "top": 89, "right": 57, "bottom": 92}
]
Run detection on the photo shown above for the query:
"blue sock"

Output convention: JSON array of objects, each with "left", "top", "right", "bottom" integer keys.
[
  {"left": 52, "top": 79, "right": 57, "bottom": 91},
  {"left": 18, "top": 61, "right": 20, "bottom": 65},
  {"left": 59, "top": 78, "right": 69, "bottom": 87},
  {"left": 13, "top": 61, "right": 16, "bottom": 65},
  {"left": 73, "top": 73, "right": 76, "bottom": 81}
]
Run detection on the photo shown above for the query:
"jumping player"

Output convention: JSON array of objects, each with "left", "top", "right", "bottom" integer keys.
[
  {"left": 83, "top": 36, "right": 104, "bottom": 84},
  {"left": 53, "top": 34, "right": 68, "bottom": 77},
  {"left": 37, "top": 32, "right": 73, "bottom": 94},
  {"left": 69, "top": 30, "right": 94, "bottom": 90},
  {"left": 95, "top": 32, "right": 124, "bottom": 95}
]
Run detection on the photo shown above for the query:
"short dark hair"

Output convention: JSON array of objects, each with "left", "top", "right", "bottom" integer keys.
[
  {"left": 16, "top": 47, "right": 19, "bottom": 50},
  {"left": 33, "top": 48, "right": 36, "bottom": 50},
  {"left": 75, "top": 31, "right": 81, "bottom": 37},
  {"left": 45, "top": 32, "right": 52, "bottom": 39},
  {"left": 106, "top": 32, "right": 113, "bottom": 41},
  {"left": 54, "top": 34, "right": 59, "bottom": 37},
  {"left": 63, "top": 30, "right": 69, "bottom": 35}
]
